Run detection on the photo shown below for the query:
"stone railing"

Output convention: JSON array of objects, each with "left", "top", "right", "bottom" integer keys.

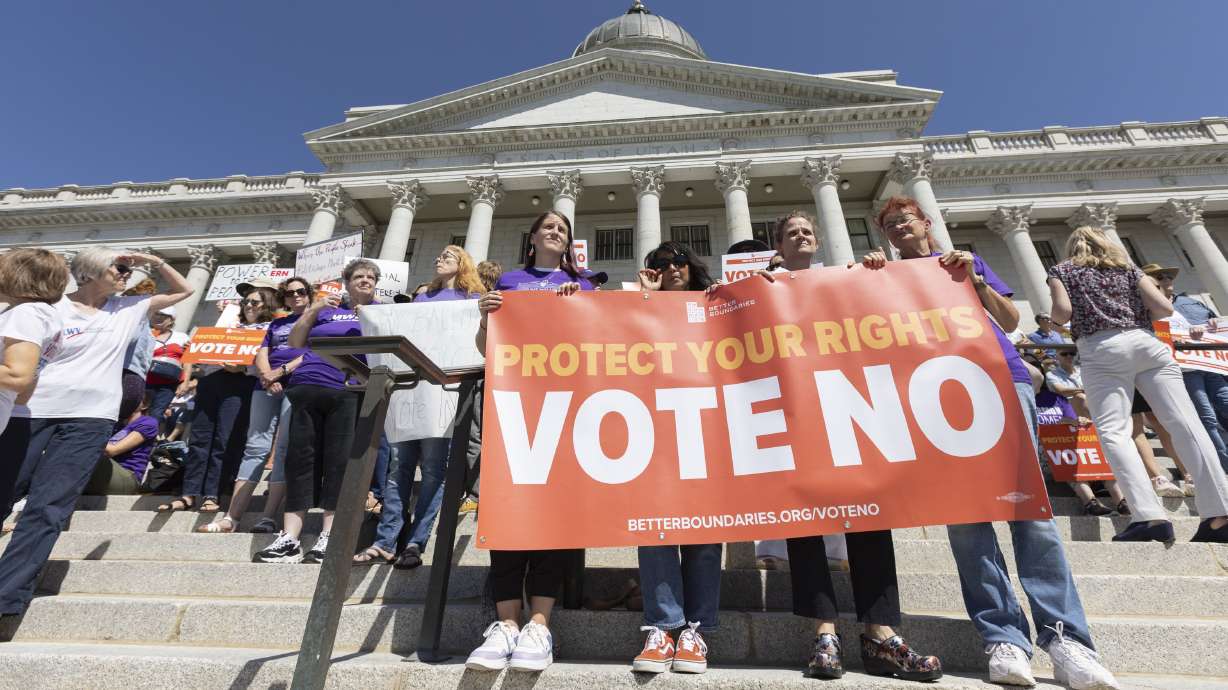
[
  {"left": 1, "top": 172, "right": 321, "bottom": 206},
  {"left": 924, "top": 118, "right": 1224, "bottom": 157}
]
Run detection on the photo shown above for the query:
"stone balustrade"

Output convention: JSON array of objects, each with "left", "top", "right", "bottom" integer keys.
[
  {"left": 0, "top": 172, "right": 322, "bottom": 205},
  {"left": 924, "top": 118, "right": 1224, "bottom": 157}
]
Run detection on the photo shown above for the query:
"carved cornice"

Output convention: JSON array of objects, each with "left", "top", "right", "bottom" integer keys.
[
  {"left": 1066, "top": 203, "right": 1117, "bottom": 232},
  {"left": 545, "top": 169, "right": 583, "bottom": 201},
  {"left": 713, "top": 160, "right": 752, "bottom": 194},
  {"left": 128, "top": 246, "right": 161, "bottom": 275},
  {"left": 186, "top": 243, "right": 226, "bottom": 273},
  {"left": 800, "top": 155, "right": 842, "bottom": 190},
  {"left": 986, "top": 204, "right": 1034, "bottom": 238},
  {"left": 630, "top": 165, "right": 666, "bottom": 199},
  {"left": 387, "top": 180, "right": 430, "bottom": 213},
  {"left": 887, "top": 152, "right": 934, "bottom": 185},
  {"left": 1149, "top": 197, "right": 1206, "bottom": 231},
  {"left": 932, "top": 148, "right": 1228, "bottom": 186},
  {"left": 250, "top": 241, "right": 289, "bottom": 266},
  {"left": 466, "top": 175, "right": 505, "bottom": 208},
  {"left": 0, "top": 196, "right": 317, "bottom": 230},
  {"left": 309, "top": 184, "right": 348, "bottom": 216}
]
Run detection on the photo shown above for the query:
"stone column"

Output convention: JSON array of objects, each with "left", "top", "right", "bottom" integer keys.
[
  {"left": 631, "top": 165, "right": 665, "bottom": 262},
  {"left": 715, "top": 161, "right": 753, "bottom": 247},
  {"left": 304, "top": 184, "right": 347, "bottom": 245},
  {"left": 250, "top": 241, "right": 289, "bottom": 267},
  {"left": 801, "top": 155, "right": 853, "bottom": 265},
  {"left": 1151, "top": 197, "right": 1228, "bottom": 311},
  {"left": 888, "top": 152, "right": 953, "bottom": 253},
  {"left": 987, "top": 204, "right": 1051, "bottom": 314},
  {"left": 380, "top": 180, "right": 429, "bottom": 261},
  {"left": 1067, "top": 203, "right": 1122, "bottom": 249},
  {"left": 546, "top": 170, "right": 582, "bottom": 228},
  {"left": 176, "top": 244, "right": 226, "bottom": 332},
  {"left": 124, "top": 247, "right": 161, "bottom": 289},
  {"left": 463, "top": 175, "right": 504, "bottom": 262}
]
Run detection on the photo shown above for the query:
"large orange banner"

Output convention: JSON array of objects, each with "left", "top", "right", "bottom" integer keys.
[{"left": 479, "top": 259, "right": 1050, "bottom": 549}]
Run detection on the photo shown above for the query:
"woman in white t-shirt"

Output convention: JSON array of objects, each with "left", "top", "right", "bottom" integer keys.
[
  {"left": 0, "top": 249, "right": 69, "bottom": 432},
  {"left": 0, "top": 246, "right": 193, "bottom": 618}
]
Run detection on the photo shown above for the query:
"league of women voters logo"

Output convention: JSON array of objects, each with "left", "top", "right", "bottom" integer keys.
[{"left": 479, "top": 259, "right": 1051, "bottom": 550}]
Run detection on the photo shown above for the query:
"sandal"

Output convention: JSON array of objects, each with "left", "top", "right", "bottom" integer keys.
[
  {"left": 196, "top": 516, "right": 236, "bottom": 534},
  {"left": 198, "top": 498, "right": 221, "bottom": 513},
  {"left": 352, "top": 546, "right": 395, "bottom": 566},
  {"left": 157, "top": 496, "right": 193, "bottom": 512}
]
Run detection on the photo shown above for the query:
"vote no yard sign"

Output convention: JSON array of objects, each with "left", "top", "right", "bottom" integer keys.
[
  {"left": 181, "top": 327, "right": 268, "bottom": 366},
  {"left": 1038, "top": 423, "right": 1116, "bottom": 482}
]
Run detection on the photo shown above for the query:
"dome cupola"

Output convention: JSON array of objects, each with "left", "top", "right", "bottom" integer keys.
[{"left": 573, "top": 1, "right": 707, "bottom": 61}]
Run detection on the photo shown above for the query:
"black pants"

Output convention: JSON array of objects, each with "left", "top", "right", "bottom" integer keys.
[
  {"left": 787, "top": 530, "right": 902, "bottom": 625},
  {"left": 182, "top": 371, "right": 253, "bottom": 500},
  {"left": 284, "top": 384, "right": 358, "bottom": 513},
  {"left": 489, "top": 549, "right": 572, "bottom": 603},
  {"left": 118, "top": 370, "right": 147, "bottom": 421}
]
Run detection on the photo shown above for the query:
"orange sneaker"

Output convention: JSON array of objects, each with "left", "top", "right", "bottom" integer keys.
[
  {"left": 672, "top": 622, "right": 709, "bottom": 674},
  {"left": 632, "top": 626, "right": 674, "bottom": 673}
]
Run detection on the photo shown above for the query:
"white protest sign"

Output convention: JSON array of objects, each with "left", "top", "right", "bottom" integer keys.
[
  {"left": 358, "top": 300, "right": 483, "bottom": 442},
  {"left": 1166, "top": 321, "right": 1228, "bottom": 375},
  {"left": 572, "top": 239, "right": 589, "bottom": 270},
  {"left": 344, "top": 256, "right": 410, "bottom": 302},
  {"left": 269, "top": 267, "right": 293, "bottom": 281},
  {"left": 205, "top": 263, "right": 274, "bottom": 301},
  {"left": 721, "top": 251, "right": 776, "bottom": 283},
  {"left": 214, "top": 303, "right": 241, "bottom": 328},
  {"left": 621, "top": 281, "right": 640, "bottom": 291},
  {"left": 294, "top": 231, "right": 363, "bottom": 285}
]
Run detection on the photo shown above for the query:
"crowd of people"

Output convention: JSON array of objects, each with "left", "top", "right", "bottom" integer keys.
[{"left": 1, "top": 194, "right": 1227, "bottom": 688}]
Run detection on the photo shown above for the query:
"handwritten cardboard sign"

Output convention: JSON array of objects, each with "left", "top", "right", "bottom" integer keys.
[
  {"left": 205, "top": 263, "right": 274, "bottom": 301},
  {"left": 295, "top": 232, "right": 363, "bottom": 285},
  {"left": 343, "top": 256, "right": 410, "bottom": 302}
]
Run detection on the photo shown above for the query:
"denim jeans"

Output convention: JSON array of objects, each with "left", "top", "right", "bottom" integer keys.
[
  {"left": 234, "top": 389, "right": 290, "bottom": 484},
  {"left": 1182, "top": 369, "right": 1228, "bottom": 474},
  {"left": 372, "top": 437, "right": 449, "bottom": 553},
  {"left": 947, "top": 381, "right": 1092, "bottom": 655},
  {"left": 146, "top": 383, "right": 177, "bottom": 434},
  {"left": 0, "top": 417, "right": 112, "bottom": 614},
  {"left": 637, "top": 543, "right": 722, "bottom": 631},
  {"left": 370, "top": 434, "right": 390, "bottom": 502},
  {"left": 182, "top": 372, "right": 253, "bottom": 500}
]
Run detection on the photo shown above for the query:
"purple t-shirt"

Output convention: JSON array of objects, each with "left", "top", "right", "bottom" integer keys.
[
  {"left": 1036, "top": 388, "right": 1077, "bottom": 425},
  {"left": 928, "top": 252, "right": 1031, "bottom": 385},
  {"left": 495, "top": 267, "right": 595, "bottom": 292},
  {"left": 111, "top": 415, "right": 159, "bottom": 477},
  {"left": 415, "top": 287, "right": 476, "bottom": 302},
  {"left": 288, "top": 307, "right": 363, "bottom": 390},
  {"left": 262, "top": 314, "right": 307, "bottom": 371}
]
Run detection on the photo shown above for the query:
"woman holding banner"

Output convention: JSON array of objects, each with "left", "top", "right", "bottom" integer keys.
[
  {"left": 629, "top": 242, "right": 721, "bottom": 675},
  {"left": 198, "top": 279, "right": 296, "bottom": 533},
  {"left": 869, "top": 199, "right": 1117, "bottom": 689},
  {"left": 254, "top": 260, "right": 376, "bottom": 564},
  {"left": 466, "top": 211, "right": 593, "bottom": 673},
  {"left": 749, "top": 211, "right": 942, "bottom": 682},
  {"left": 161, "top": 287, "right": 274, "bottom": 513},
  {"left": 355, "top": 246, "right": 485, "bottom": 567},
  {"left": 1048, "top": 226, "right": 1228, "bottom": 545}
]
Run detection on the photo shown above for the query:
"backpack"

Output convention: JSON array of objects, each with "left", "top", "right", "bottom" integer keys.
[{"left": 139, "top": 441, "right": 187, "bottom": 494}]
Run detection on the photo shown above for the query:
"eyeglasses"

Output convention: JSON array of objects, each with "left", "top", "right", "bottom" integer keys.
[
  {"left": 436, "top": 254, "right": 458, "bottom": 263},
  {"left": 284, "top": 288, "right": 310, "bottom": 298},
  {"left": 648, "top": 255, "right": 688, "bottom": 272},
  {"left": 880, "top": 215, "right": 919, "bottom": 230},
  {"left": 239, "top": 299, "right": 263, "bottom": 307},
  {"left": 113, "top": 263, "right": 132, "bottom": 275}
]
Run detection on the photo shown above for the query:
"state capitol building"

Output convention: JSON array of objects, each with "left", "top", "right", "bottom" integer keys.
[{"left": 5, "top": 1, "right": 1228, "bottom": 330}]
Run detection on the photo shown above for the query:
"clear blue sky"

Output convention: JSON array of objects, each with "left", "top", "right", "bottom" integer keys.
[{"left": 3, "top": 0, "right": 1225, "bottom": 190}]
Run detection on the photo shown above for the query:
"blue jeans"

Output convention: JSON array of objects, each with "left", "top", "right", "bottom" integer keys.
[
  {"left": 370, "top": 434, "right": 390, "bottom": 502},
  {"left": 947, "top": 381, "right": 1092, "bottom": 655},
  {"left": 182, "top": 372, "right": 252, "bottom": 500},
  {"left": 372, "top": 437, "right": 449, "bottom": 553},
  {"left": 1182, "top": 369, "right": 1228, "bottom": 474},
  {"left": 146, "top": 382, "right": 177, "bottom": 434},
  {"left": 637, "top": 543, "right": 722, "bottom": 631},
  {"left": 234, "top": 389, "right": 290, "bottom": 483},
  {"left": 0, "top": 417, "right": 112, "bottom": 614}
]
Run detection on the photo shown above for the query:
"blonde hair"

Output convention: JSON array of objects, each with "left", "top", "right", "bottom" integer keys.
[
  {"left": 1064, "top": 226, "right": 1131, "bottom": 269},
  {"left": 429, "top": 245, "right": 486, "bottom": 296},
  {"left": 772, "top": 210, "right": 819, "bottom": 248},
  {"left": 0, "top": 248, "right": 70, "bottom": 303}
]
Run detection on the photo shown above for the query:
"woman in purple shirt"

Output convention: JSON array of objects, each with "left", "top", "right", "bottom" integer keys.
[
  {"left": 253, "top": 261, "right": 376, "bottom": 564},
  {"left": 467, "top": 211, "right": 591, "bottom": 674}
]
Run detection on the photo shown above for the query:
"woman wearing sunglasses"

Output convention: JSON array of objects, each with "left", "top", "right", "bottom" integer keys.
[
  {"left": 199, "top": 279, "right": 296, "bottom": 533},
  {"left": 162, "top": 282, "right": 276, "bottom": 514},
  {"left": 630, "top": 241, "right": 720, "bottom": 676}
]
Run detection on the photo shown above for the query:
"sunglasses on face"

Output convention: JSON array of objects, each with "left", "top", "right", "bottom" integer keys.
[
  {"left": 881, "top": 215, "right": 919, "bottom": 230},
  {"left": 113, "top": 263, "right": 132, "bottom": 275},
  {"left": 240, "top": 298, "right": 263, "bottom": 307},
  {"left": 284, "top": 288, "right": 310, "bottom": 298},
  {"left": 648, "top": 255, "right": 688, "bottom": 272}
]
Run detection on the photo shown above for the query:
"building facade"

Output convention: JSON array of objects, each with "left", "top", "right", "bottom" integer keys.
[{"left": 5, "top": 1, "right": 1228, "bottom": 332}]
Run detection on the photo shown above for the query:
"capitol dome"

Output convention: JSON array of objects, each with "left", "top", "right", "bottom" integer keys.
[{"left": 573, "top": 1, "right": 707, "bottom": 61}]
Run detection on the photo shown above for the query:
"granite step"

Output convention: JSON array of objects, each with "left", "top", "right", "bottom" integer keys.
[
  {"left": 36, "top": 558, "right": 1228, "bottom": 618},
  {"left": 1, "top": 596, "right": 1224, "bottom": 676},
  {"left": 0, "top": 642, "right": 1218, "bottom": 690}
]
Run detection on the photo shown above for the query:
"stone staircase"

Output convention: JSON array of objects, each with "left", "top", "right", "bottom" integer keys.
[{"left": 0, "top": 484, "right": 1225, "bottom": 688}]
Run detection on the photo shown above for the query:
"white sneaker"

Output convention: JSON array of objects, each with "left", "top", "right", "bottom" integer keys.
[
  {"left": 1044, "top": 622, "right": 1120, "bottom": 690},
  {"left": 987, "top": 643, "right": 1036, "bottom": 686},
  {"left": 465, "top": 621, "right": 519, "bottom": 671},
  {"left": 509, "top": 620, "right": 553, "bottom": 672},
  {"left": 1152, "top": 475, "right": 1185, "bottom": 498}
]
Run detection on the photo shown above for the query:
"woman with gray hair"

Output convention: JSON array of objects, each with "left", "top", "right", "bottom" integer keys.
[{"left": 0, "top": 246, "right": 193, "bottom": 618}]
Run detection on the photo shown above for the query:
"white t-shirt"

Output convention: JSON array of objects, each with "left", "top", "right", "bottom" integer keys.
[
  {"left": 0, "top": 302, "right": 62, "bottom": 430},
  {"left": 20, "top": 295, "right": 153, "bottom": 421}
]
